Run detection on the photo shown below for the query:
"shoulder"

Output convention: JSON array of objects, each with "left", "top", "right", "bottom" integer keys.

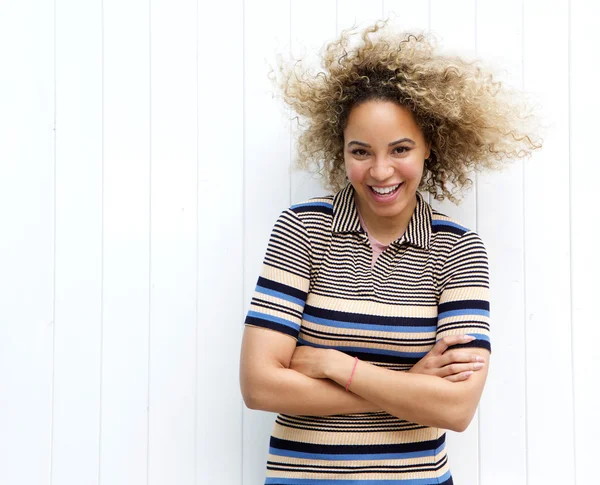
[
  {"left": 269, "top": 194, "right": 334, "bottom": 241},
  {"left": 283, "top": 194, "right": 335, "bottom": 231},
  {"left": 288, "top": 194, "right": 334, "bottom": 216},
  {"left": 430, "top": 208, "right": 487, "bottom": 253}
]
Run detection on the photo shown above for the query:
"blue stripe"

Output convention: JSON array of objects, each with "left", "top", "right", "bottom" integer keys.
[
  {"left": 290, "top": 201, "right": 334, "bottom": 209},
  {"left": 256, "top": 285, "right": 305, "bottom": 307},
  {"left": 431, "top": 219, "right": 468, "bottom": 232},
  {"left": 303, "top": 313, "right": 436, "bottom": 333},
  {"left": 438, "top": 308, "right": 490, "bottom": 319},
  {"left": 269, "top": 441, "right": 445, "bottom": 462},
  {"left": 297, "top": 338, "right": 427, "bottom": 358},
  {"left": 266, "top": 469, "right": 451, "bottom": 484},
  {"left": 246, "top": 311, "right": 300, "bottom": 331}
]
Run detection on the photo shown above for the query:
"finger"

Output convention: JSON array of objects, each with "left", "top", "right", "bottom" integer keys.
[
  {"left": 441, "top": 362, "right": 485, "bottom": 377},
  {"left": 431, "top": 334, "right": 476, "bottom": 357},
  {"left": 439, "top": 350, "right": 483, "bottom": 367},
  {"left": 444, "top": 370, "right": 473, "bottom": 382}
]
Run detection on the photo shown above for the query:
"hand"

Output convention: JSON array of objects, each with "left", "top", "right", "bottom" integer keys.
[
  {"left": 408, "top": 335, "right": 485, "bottom": 382},
  {"left": 289, "top": 345, "right": 332, "bottom": 379}
]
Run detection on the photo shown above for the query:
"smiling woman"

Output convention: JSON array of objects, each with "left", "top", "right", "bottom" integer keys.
[{"left": 240, "top": 17, "right": 544, "bottom": 485}]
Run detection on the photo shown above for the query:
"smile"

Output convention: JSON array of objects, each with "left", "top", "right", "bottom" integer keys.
[{"left": 369, "top": 183, "right": 403, "bottom": 196}]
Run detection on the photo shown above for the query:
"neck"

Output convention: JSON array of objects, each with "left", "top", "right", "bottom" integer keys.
[{"left": 355, "top": 193, "right": 417, "bottom": 245}]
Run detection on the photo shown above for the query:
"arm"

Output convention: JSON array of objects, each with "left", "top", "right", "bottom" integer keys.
[
  {"left": 239, "top": 208, "right": 382, "bottom": 415},
  {"left": 242, "top": 327, "right": 489, "bottom": 416},
  {"left": 240, "top": 326, "right": 381, "bottom": 415},
  {"left": 323, "top": 346, "right": 490, "bottom": 432}
]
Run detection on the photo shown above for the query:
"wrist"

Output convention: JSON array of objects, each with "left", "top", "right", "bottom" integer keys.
[{"left": 324, "top": 350, "right": 355, "bottom": 384}]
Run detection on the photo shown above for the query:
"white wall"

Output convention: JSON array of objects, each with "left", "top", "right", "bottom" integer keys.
[{"left": 0, "top": 1, "right": 597, "bottom": 484}]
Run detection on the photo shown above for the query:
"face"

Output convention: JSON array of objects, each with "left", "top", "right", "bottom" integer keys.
[{"left": 343, "top": 99, "right": 431, "bottom": 229}]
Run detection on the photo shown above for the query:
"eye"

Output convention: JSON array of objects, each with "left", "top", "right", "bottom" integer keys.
[
  {"left": 393, "top": 146, "right": 410, "bottom": 154},
  {"left": 351, "top": 149, "right": 369, "bottom": 157}
]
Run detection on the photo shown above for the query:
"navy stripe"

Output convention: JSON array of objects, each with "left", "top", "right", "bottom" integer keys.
[
  {"left": 270, "top": 435, "right": 445, "bottom": 455},
  {"left": 266, "top": 456, "right": 448, "bottom": 472},
  {"left": 295, "top": 343, "right": 420, "bottom": 365},
  {"left": 291, "top": 204, "right": 333, "bottom": 215},
  {"left": 275, "top": 419, "right": 423, "bottom": 434},
  {"left": 257, "top": 276, "right": 308, "bottom": 302},
  {"left": 251, "top": 299, "right": 303, "bottom": 319},
  {"left": 245, "top": 316, "right": 297, "bottom": 338},
  {"left": 431, "top": 223, "right": 465, "bottom": 236},
  {"left": 301, "top": 326, "right": 437, "bottom": 346},
  {"left": 266, "top": 472, "right": 452, "bottom": 484},
  {"left": 436, "top": 322, "right": 490, "bottom": 332},
  {"left": 446, "top": 340, "right": 491, "bottom": 352},
  {"left": 304, "top": 304, "right": 437, "bottom": 327},
  {"left": 438, "top": 299, "right": 490, "bottom": 313}
]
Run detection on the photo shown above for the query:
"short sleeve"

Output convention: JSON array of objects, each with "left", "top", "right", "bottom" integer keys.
[
  {"left": 244, "top": 208, "right": 311, "bottom": 341},
  {"left": 436, "top": 230, "right": 492, "bottom": 354}
]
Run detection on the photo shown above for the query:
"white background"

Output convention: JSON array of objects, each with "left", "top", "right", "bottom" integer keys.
[{"left": 0, "top": 1, "right": 598, "bottom": 484}]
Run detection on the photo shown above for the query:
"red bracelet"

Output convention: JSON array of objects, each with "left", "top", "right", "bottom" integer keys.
[{"left": 345, "top": 357, "right": 359, "bottom": 391}]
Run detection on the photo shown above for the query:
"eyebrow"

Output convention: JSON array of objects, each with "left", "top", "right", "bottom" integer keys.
[{"left": 347, "top": 138, "right": 416, "bottom": 148}]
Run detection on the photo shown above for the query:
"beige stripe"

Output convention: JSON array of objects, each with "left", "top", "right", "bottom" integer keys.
[
  {"left": 261, "top": 263, "right": 309, "bottom": 291},
  {"left": 439, "top": 286, "right": 489, "bottom": 303},
  {"left": 431, "top": 213, "right": 459, "bottom": 223},
  {"left": 271, "top": 420, "right": 438, "bottom": 445},
  {"left": 266, "top": 468, "right": 445, "bottom": 480},
  {"left": 249, "top": 302, "right": 301, "bottom": 324},
  {"left": 267, "top": 452, "right": 446, "bottom": 470},
  {"left": 437, "top": 313, "right": 489, "bottom": 324},
  {"left": 253, "top": 291, "right": 304, "bottom": 312},
  {"left": 299, "top": 196, "right": 333, "bottom": 204},
  {"left": 301, "top": 322, "right": 436, "bottom": 353}
]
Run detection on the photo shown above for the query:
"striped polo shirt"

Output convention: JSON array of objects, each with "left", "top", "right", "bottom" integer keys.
[{"left": 244, "top": 182, "right": 491, "bottom": 484}]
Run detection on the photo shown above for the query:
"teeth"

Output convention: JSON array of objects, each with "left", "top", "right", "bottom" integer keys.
[{"left": 371, "top": 184, "right": 400, "bottom": 195}]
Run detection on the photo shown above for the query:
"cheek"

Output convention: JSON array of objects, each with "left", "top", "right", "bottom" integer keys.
[
  {"left": 401, "top": 160, "right": 424, "bottom": 180},
  {"left": 345, "top": 162, "right": 365, "bottom": 183}
]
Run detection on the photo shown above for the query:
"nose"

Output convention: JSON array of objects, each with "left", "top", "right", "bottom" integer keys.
[{"left": 369, "top": 156, "right": 394, "bottom": 181}]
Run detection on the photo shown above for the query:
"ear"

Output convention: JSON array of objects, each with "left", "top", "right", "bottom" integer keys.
[{"left": 425, "top": 143, "right": 431, "bottom": 160}]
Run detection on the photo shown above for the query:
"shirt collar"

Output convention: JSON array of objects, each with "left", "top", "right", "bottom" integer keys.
[{"left": 332, "top": 182, "right": 432, "bottom": 250}]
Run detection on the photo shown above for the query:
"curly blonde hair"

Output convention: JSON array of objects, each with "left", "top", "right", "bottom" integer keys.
[{"left": 270, "top": 18, "right": 544, "bottom": 204}]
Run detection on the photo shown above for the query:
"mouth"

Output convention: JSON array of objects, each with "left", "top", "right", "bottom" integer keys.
[{"left": 368, "top": 183, "right": 403, "bottom": 197}]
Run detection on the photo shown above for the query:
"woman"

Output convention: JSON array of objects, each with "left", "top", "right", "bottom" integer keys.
[{"left": 240, "top": 19, "right": 542, "bottom": 484}]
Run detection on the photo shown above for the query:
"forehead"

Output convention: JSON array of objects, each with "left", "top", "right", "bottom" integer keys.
[{"left": 344, "top": 100, "right": 422, "bottom": 139}]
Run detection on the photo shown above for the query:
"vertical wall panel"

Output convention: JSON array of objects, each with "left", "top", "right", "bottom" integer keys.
[
  {"left": 384, "top": 1, "right": 429, "bottom": 30},
  {"left": 101, "top": 1, "right": 150, "bottom": 484},
  {"left": 0, "top": 2, "right": 55, "bottom": 484},
  {"left": 523, "top": 0, "right": 575, "bottom": 483},
  {"left": 290, "top": 0, "right": 337, "bottom": 204},
  {"left": 337, "top": 0, "right": 384, "bottom": 34},
  {"left": 148, "top": 1, "right": 197, "bottom": 484},
  {"left": 197, "top": 0, "right": 244, "bottom": 483},
  {"left": 242, "top": 0, "right": 291, "bottom": 483},
  {"left": 428, "top": 2, "right": 480, "bottom": 484},
  {"left": 571, "top": 1, "right": 600, "bottom": 484},
  {"left": 53, "top": 1, "right": 103, "bottom": 484},
  {"left": 476, "top": 2, "right": 527, "bottom": 484}
]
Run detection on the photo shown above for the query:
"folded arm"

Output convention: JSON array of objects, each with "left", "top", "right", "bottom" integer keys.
[
  {"left": 323, "top": 347, "right": 490, "bottom": 432},
  {"left": 240, "top": 326, "right": 382, "bottom": 415},
  {"left": 239, "top": 209, "right": 383, "bottom": 415}
]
